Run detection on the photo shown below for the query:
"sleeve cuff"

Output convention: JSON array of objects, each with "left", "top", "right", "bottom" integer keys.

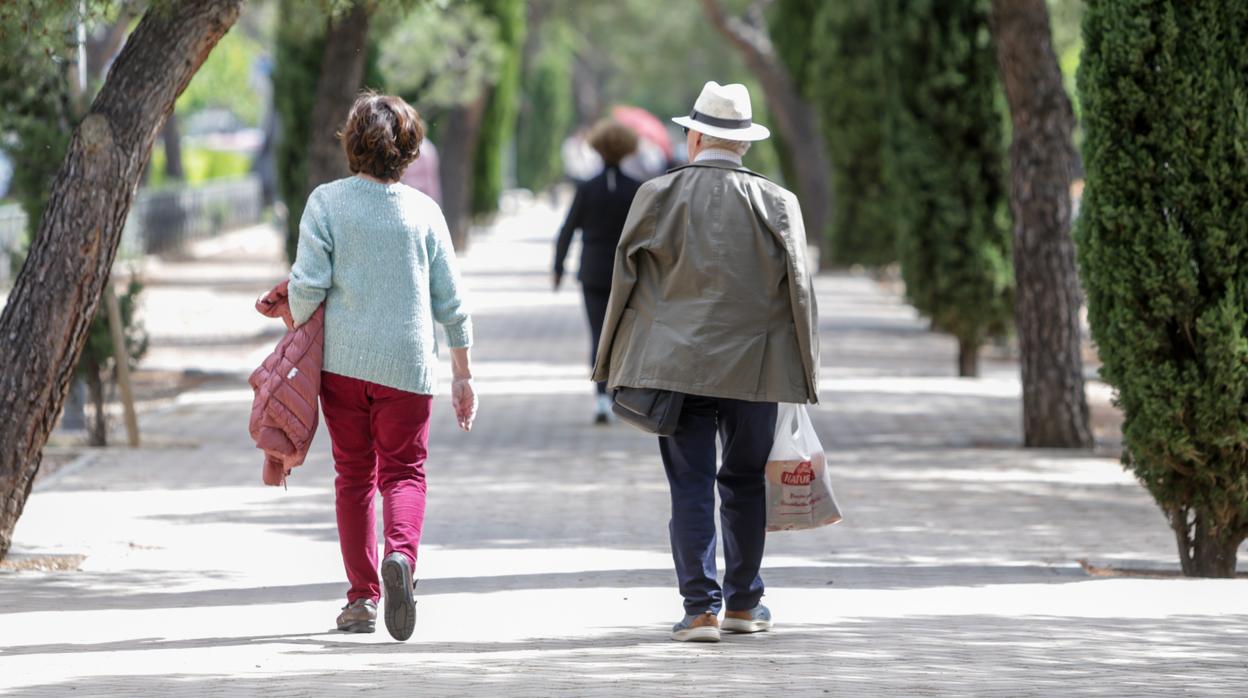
[
  {"left": 443, "top": 318, "right": 473, "bottom": 349},
  {"left": 287, "top": 284, "right": 324, "bottom": 326}
]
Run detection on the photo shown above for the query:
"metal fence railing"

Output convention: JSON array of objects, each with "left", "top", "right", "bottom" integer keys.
[
  {"left": 0, "top": 176, "right": 264, "bottom": 290},
  {"left": 126, "top": 175, "right": 264, "bottom": 255}
]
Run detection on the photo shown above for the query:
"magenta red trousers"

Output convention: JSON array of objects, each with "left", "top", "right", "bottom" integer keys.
[{"left": 320, "top": 372, "right": 433, "bottom": 603}]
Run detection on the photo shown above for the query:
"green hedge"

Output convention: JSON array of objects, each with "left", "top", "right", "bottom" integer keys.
[{"left": 148, "top": 148, "right": 252, "bottom": 188}]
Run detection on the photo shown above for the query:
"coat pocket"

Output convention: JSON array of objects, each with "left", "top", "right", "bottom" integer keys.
[
  {"left": 642, "top": 315, "right": 768, "bottom": 391},
  {"left": 759, "top": 322, "right": 807, "bottom": 396}
]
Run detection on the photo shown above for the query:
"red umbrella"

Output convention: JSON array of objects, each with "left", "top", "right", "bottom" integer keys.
[{"left": 612, "top": 105, "right": 673, "bottom": 160}]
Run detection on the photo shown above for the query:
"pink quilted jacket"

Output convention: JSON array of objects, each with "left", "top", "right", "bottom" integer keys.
[{"left": 249, "top": 280, "right": 325, "bottom": 486}]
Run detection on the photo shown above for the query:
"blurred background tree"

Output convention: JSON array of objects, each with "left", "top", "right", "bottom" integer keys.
[
  {"left": 806, "top": 0, "right": 897, "bottom": 268},
  {"left": 470, "top": 0, "right": 525, "bottom": 221},
  {"left": 378, "top": 0, "right": 506, "bottom": 250},
  {"left": 881, "top": 0, "right": 1014, "bottom": 378},
  {"left": 273, "top": 0, "right": 326, "bottom": 262},
  {"left": 514, "top": 1, "right": 572, "bottom": 194}
]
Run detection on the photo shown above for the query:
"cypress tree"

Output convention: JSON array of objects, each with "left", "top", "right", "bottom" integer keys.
[
  {"left": 471, "top": 0, "right": 525, "bottom": 216},
  {"left": 1077, "top": 0, "right": 1248, "bottom": 576},
  {"left": 515, "top": 19, "right": 573, "bottom": 194},
  {"left": 273, "top": 0, "right": 325, "bottom": 263},
  {"left": 884, "top": 0, "right": 1013, "bottom": 377},
  {"left": 766, "top": 0, "right": 819, "bottom": 195},
  {"left": 808, "top": 0, "right": 897, "bottom": 267}
]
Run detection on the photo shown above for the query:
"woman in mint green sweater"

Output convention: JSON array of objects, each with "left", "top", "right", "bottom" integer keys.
[{"left": 287, "top": 92, "right": 475, "bottom": 642}]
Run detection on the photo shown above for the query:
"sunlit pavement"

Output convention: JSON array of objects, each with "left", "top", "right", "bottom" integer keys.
[{"left": 2, "top": 194, "right": 1246, "bottom": 696}]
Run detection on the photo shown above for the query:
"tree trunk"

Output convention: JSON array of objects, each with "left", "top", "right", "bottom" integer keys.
[
  {"left": 304, "top": 2, "right": 371, "bottom": 194},
  {"left": 439, "top": 95, "right": 489, "bottom": 252},
  {"left": 162, "top": 111, "right": 185, "bottom": 182},
  {"left": 84, "top": 362, "right": 107, "bottom": 447},
  {"left": 0, "top": 0, "right": 242, "bottom": 562},
  {"left": 1172, "top": 508, "right": 1241, "bottom": 578},
  {"left": 699, "top": 0, "right": 833, "bottom": 265},
  {"left": 990, "top": 0, "right": 1092, "bottom": 448},
  {"left": 958, "top": 338, "right": 980, "bottom": 378},
  {"left": 61, "top": 379, "right": 87, "bottom": 431}
]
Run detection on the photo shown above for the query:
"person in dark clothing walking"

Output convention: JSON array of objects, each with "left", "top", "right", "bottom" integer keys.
[{"left": 554, "top": 119, "right": 642, "bottom": 424}]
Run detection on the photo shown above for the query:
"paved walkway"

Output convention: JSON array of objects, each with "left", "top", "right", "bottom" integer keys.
[{"left": 1, "top": 195, "right": 1246, "bottom": 696}]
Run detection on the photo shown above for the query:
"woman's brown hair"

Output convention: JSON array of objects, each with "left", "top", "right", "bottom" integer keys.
[
  {"left": 587, "top": 119, "right": 639, "bottom": 166},
  {"left": 339, "top": 91, "right": 425, "bottom": 181}
]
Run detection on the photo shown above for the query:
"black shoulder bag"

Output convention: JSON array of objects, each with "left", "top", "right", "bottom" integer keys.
[{"left": 612, "top": 387, "right": 685, "bottom": 437}]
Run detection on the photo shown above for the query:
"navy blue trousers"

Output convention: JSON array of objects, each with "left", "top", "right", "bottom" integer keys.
[
  {"left": 582, "top": 287, "right": 610, "bottom": 396},
  {"left": 659, "top": 394, "right": 777, "bottom": 615}
]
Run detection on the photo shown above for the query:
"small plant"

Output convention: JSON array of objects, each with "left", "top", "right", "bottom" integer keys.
[{"left": 77, "top": 277, "right": 149, "bottom": 447}]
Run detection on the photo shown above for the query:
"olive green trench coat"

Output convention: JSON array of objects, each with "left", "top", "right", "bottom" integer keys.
[{"left": 591, "top": 160, "right": 820, "bottom": 404}]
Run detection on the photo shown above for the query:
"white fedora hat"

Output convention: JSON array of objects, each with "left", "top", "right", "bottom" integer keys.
[{"left": 672, "top": 81, "right": 771, "bottom": 142}]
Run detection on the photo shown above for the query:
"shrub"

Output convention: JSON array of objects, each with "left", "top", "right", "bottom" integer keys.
[{"left": 1076, "top": 0, "right": 1248, "bottom": 576}]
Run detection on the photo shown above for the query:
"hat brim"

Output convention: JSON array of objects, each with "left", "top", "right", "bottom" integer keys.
[{"left": 672, "top": 116, "right": 771, "bottom": 142}]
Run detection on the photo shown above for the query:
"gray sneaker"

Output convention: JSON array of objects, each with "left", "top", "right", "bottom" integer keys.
[
  {"left": 336, "top": 598, "right": 377, "bottom": 633},
  {"left": 722, "top": 604, "right": 772, "bottom": 633},
  {"left": 381, "top": 552, "right": 417, "bottom": 641},
  {"left": 671, "top": 611, "right": 721, "bottom": 642}
]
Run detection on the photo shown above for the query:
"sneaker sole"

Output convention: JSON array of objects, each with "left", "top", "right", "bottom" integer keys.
[
  {"left": 671, "top": 626, "right": 721, "bottom": 643},
  {"left": 721, "top": 618, "right": 772, "bottom": 634},
  {"left": 337, "top": 620, "right": 375, "bottom": 633},
  {"left": 381, "top": 555, "right": 416, "bottom": 641}
]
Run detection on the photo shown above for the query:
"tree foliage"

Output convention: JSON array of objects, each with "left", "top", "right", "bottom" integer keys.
[
  {"left": 1077, "top": 0, "right": 1248, "bottom": 576},
  {"left": 470, "top": 0, "right": 524, "bottom": 216},
  {"left": 78, "top": 278, "right": 148, "bottom": 446},
  {"left": 0, "top": 2, "right": 80, "bottom": 236},
  {"left": 175, "top": 26, "right": 265, "bottom": 128},
  {"left": 514, "top": 15, "right": 572, "bottom": 193},
  {"left": 807, "top": 0, "right": 897, "bottom": 267},
  {"left": 378, "top": 0, "right": 503, "bottom": 111},
  {"left": 883, "top": 0, "right": 1013, "bottom": 375},
  {"left": 272, "top": 0, "right": 326, "bottom": 262}
]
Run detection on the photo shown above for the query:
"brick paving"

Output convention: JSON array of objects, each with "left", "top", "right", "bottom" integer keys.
[{"left": 1, "top": 195, "right": 1246, "bottom": 696}]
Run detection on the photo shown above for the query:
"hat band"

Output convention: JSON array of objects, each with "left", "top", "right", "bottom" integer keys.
[{"left": 689, "top": 109, "right": 752, "bottom": 130}]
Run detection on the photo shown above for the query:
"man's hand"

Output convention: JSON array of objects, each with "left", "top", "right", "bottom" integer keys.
[{"left": 451, "top": 376, "right": 476, "bottom": 432}]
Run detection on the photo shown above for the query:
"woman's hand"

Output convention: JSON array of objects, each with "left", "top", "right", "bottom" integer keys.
[
  {"left": 449, "top": 347, "right": 476, "bottom": 431},
  {"left": 451, "top": 377, "right": 477, "bottom": 431}
]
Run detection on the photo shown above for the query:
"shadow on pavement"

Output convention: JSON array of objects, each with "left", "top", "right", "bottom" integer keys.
[{"left": 0, "top": 564, "right": 1094, "bottom": 617}]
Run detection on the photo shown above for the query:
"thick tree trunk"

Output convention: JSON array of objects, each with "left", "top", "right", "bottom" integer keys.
[
  {"left": 305, "top": 3, "right": 371, "bottom": 194},
  {"left": 990, "top": 0, "right": 1093, "bottom": 448},
  {"left": 439, "top": 95, "right": 490, "bottom": 252},
  {"left": 0, "top": 0, "right": 242, "bottom": 562},
  {"left": 1172, "top": 509, "right": 1241, "bottom": 578},
  {"left": 162, "top": 111, "right": 185, "bottom": 182},
  {"left": 699, "top": 0, "right": 833, "bottom": 265},
  {"left": 957, "top": 338, "right": 980, "bottom": 378}
]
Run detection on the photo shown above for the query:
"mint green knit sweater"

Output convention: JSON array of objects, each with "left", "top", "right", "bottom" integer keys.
[{"left": 288, "top": 176, "right": 472, "bottom": 395}]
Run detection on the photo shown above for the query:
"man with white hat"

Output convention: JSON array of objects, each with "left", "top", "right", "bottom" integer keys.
[{"left": 593, "top": 81, "right": 820, "bottom": 642}]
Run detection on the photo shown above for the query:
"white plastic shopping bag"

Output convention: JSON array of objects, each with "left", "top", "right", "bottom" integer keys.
[{"left": 765, "top": 404, "right": 842, "bottom": 531}]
